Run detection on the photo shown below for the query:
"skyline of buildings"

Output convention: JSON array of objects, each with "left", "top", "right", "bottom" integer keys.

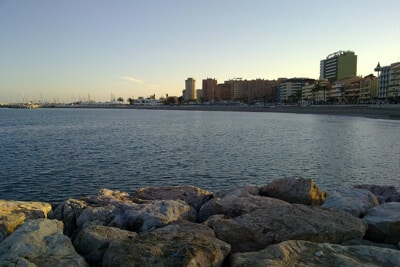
[
  {"left": 179, "top": 51, "right": 399, "bottom": 105},
  {"left": 3, "top": 51, "right": 399, "bottom": 105}
]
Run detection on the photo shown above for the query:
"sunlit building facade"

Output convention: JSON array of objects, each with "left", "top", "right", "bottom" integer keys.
[
  {"left": 184, "top": 78, "right": 196, "bottom": 101},
  {"left": 202, "top": 78, "right": 217, "bottom": 101},
  {"left": 320, "top": 51, "right": 357, "bottom": 81}
]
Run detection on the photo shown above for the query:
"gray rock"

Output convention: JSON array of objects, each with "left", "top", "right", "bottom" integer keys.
[
  {"left": 363, "top": 202, "right": 400, "bottom": 245},
  {"left": 321, "top": 187, "right": 379, "bottom": 217},
  {"left": 102, "top": 222, "right": 231, "bottom": 267},
  {"left": 354, "top": 184, "right": 400, "bottom": 203},
  {"left": 259, "top": 177, "right": 328, "bottom": 205},
  {"left": 230, "top": 240, "right": 400, "bottom": 267},
  {"left": 198, "top": 194, "right": 289, "bottom": 222},
  {"left": 74, "top": 225, "right": 137, "bottom": 266},
  {"left": 213, "top": 185, "right": 261, "bottom": 199},
  {"left": 0, "top": 199, "right": 52, "bottom": 240},
  {"left": 54, "top": 189, "right": 197, "bottom": 239},
  {"left": 206, "top": 204, "right": 366, "bottom": 252},
  {"left": 0, "top": 219, "right": 88, "bottom": 267},
  {"left": 134, "top": 185, "right": 213, "bottom": 211}
]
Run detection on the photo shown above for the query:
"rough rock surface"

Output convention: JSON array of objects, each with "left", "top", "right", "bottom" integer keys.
[
  {"left": 53, "top": 188, "right": 196, "bottom": 238},
  {"left": 354, "top": 184, "right": 400, "bottom": 203},
  {"left": 213, "top": 185, "right": 261, "bottom": 199},
  {"left": 321, "top": 187, "right": 379, "bottom": 217},
  {"left": 363, "top": 202, "right": 400, "bottom": 245},
  {"left": 198, "top": 193, "right": 289, "bottom": 222},
  {"left": 206, "top": 204, "right": 366, "bottom": 252},
  {"left": 230, "top": 240, "right": 400, "bottom": 267},
  {"left": 102, "top": 222, "right": 231, "bottom": 267},
  {"left": 0, "top": 219, "right": 88, "bottom": 267},
  {"left": 0, "top": 199, "right": 52, "bottom": 240},
  {"left": 259, "top": 177, "right": 328, "bottom": 205},
  {"left": 74, "top": 225, "right": 138, "bottom": 266},
  {"left": 134, "top": 185, "right": 213, "bottom": 211}
]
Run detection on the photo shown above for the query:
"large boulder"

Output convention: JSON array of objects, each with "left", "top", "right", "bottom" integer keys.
[
  {"left": 74, "top": 225, "right": 138, "bottom": 266},
  {"left": 213, "top": 185, "right": 261, "bottom": 199},
  {"left": 259, "top": 177, "right": 328, "bottom": 205},
  {"left": 354, "top": 184, "right": 400, "bottom": 203},
  {"left": 321, "top": 187, "right": 379, "bottom": 217},
  {"left": 198, "top": 194, "right": 289, "bottom": 222},
  {"left": 134, "top": 185, "right": 213, "bottom": 211},
  {"left": 363, "top": 202, "right": 400, "bottom": 245},
  {"left": 0, "top": 219, "right": 88, "bottom": 267},
  {"left": 230, "top": 240, "right": 400, "bottom": 267},
  {"left": 53, "top": 188, "right": 196, "bottom": 239},
  {"left": 102, "top": 222, "right": 231, "bottom": 267},
  {"left": 206, "top": 204, "right": 366, "bottom": 252},
  {"left": 0, "top": 199, "right": 52, "bottom": 240}
]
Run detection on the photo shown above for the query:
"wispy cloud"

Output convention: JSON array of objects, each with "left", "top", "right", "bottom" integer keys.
[{"left": 121, "top": 76, "right": 144, "bottom": 84}]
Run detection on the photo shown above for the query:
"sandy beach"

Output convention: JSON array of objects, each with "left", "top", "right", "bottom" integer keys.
[{"left": 124, "top": 104, "right": 400, "bottom": 121}]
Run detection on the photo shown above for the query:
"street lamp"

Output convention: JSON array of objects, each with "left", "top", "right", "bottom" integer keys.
[{"left": 374, "top": 62, "right": 381, "bottom": 103}]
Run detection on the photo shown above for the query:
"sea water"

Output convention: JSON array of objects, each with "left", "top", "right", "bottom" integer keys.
[{"left": 1, "top": 108, "right": 399, "bottom": 202}]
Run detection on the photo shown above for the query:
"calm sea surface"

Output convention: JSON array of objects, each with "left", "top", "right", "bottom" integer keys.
[{"left": 1, "top": 108, "right": 399, "bottom": 202}]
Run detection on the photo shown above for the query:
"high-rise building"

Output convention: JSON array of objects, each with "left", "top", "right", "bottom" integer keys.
[
  {"left": 215, "top": 82, "right": 232, "bottom": 101},
  {"left": 202, "top": 78, "right": 217, "bottom": 101},
  {"left": 320, "top": 51, "right": 357, "bottom": 81},
  {"left": 184, "top": 78, "right": 196, "bottom": 101}
]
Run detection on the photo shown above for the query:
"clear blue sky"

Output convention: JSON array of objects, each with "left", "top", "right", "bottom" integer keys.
[{"left": 1, "top": 0, "right": 399, "bottom": 103}]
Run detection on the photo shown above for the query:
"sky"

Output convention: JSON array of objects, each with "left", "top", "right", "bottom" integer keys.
[{"left": 1, "top": 0, "right": 399, "bottom": 103}]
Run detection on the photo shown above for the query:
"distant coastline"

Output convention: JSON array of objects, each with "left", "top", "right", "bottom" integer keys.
[
  {"left": 124, "top": 104, "right": 400, "bottom": 120},
  {"left": 2, "top": 103, "right": 400, "bottom": 121}
]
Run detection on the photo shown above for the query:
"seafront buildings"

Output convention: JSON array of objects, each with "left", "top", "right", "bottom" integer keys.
[
  {"left": 183, "top": 78, "right": 196, "bottom": 101},
  {"left": 177, "top": 51, "right": 398, "bottom": 105},
  {"left": 320, "top": 51, "right": 357, "bottom": 81},
  {"left": 150, "top": 52, "right": 399, "bottom": 105},
  {"left": 375, "top": 62, "right": 400, "bottom": 101}
]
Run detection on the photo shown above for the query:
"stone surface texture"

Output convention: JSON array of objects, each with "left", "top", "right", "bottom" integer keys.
[
  {"left": 206, "top": 203, "right": 366, "bottom": 252},
  {"left": 73, "top": 225, "right": 138, "bottom": 266},
  {"left": 3, "top": 180, "right": 400, "bottom": 267},
  {"left": 362, "top": 202, "right": 400, "bottom": 245},
  {"left": 0, "top": 199, "right": 52, "bottom": 240},
  {"left": 259, "top": 177, "right": 328, "bottom": 205},
  {"left": 53, "top": 188, "right": 196, "bottom": 238},
  {"left": 230, "top": 240, "right": 400, "bottom": 267},
  {"left": 354, "top": 184, "right": 400, "bottom": 203},
  {"left": 0, "top": 219, "right": 88, "bottom": 267},
  {"left": 198, "top": 194, "right": 289, "bottom": 222},
  {"left": 134, "top": 185, "right": 213, "bottom": 211},
  {"left": 321, "top": 187, "right": 379, "bottom": 217},
  {"left": 102, "top": 222, "right": 231, "bottom": 267}
]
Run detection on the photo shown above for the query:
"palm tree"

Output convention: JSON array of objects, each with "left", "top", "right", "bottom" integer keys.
[{"left": 117, "top": 97, "right": 124, "bottom": 104}]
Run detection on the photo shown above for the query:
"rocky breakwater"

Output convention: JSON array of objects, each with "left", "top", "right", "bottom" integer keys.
[{"left": 1, "top": 178, "right": 400, "bottom": 266}]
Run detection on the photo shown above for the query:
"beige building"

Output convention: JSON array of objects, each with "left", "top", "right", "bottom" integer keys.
[
  {"left": 280, "top": 78, "right": 315, "bottom": 103},
  {"left": 331, "top": 76, "right": 362, "bottom": 103},
  {"left": 388, "top": 62, "right": 400, "bottom": 100},
  {"left": 359, "top": 74, "right": 377, "bottom": 103},
  {"left": 184, "top": 78, "right": 196, "bottom": 101},
  {"left": 301, "top": 80, "right": 331, "bottom": 105}
]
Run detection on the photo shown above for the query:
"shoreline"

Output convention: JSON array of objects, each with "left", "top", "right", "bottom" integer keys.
[
  {"left": 3, "top": 103, "right": 400, "bottom": 120},
  {"left": 48, "top": 104, "right": 400, "bottom": 121}
]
